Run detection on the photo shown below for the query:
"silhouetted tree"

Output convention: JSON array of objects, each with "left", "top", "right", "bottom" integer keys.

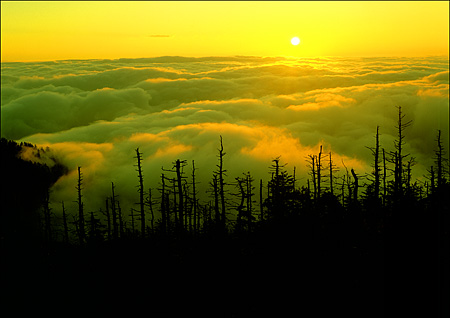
[
  {"left": 117, "top": 200, "right": 124, "bottom": 237},
  {"left": 146, "top": 188, "right": 155, "bottom": 232},
  {"left": 135, "top": 148, "right": 146, "bottom": 237},
  {"left": 317, "top": 145, "right": 324, "bottom": 198},
  {"left": 365, "top": 126, "right": 381, "bottom": 203},
  {"left": 191, "top": 160, "right": 199, "bottom": 233},
  {"left": 175, "top": 159, "right": 187, "bottom": 231},
  {"left": 390, "top": 105, "right": 412, "bottom": 199},
  {"left": 211, "top": 174, "right": 220, "bottom": 224},
  {"left": 111, "top": 182, "right": 119, "bottom": 239},
  {"left": 215, "top": 136, "right": 227, "bottom": 228},
  {"left": 351, "top": 168, "right": 359, "bottom": 202},
  {"left": 245, "top": 172, "right": 255, "bottom": 232},
  {"left": 159, "top": 173, "right": 168, "bottom": 234},
  {"left": 265, "top": 157, "right": 296, "bottom": 219},
  {"left": 434, "top": 130, "right": 448, "bottom": 188},
  {"left": 102, "top": 198, "right": 111, "bottom": 241},
  {"left": 328, "top": 151, "right": 339, "bottom": 196},
  {"left": 76, "top": 166, "right": 85, "bottom": 244},
  {"left": 306, "top": 154, "right": 317, "bottom": 200}
]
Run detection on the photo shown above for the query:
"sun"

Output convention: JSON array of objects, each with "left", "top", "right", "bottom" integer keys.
[{"left": 291, "top": 37, "right": 300, "bottom": 46}]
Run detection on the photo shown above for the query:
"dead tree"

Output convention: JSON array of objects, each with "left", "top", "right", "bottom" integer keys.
[
  {"left": 111, "top": 182, "right": 119, "bottom": 240},
  {"left": 329, "top": 151, "right": 339, "bottom": 196},
  {"left": 366, "top": 126, "right": 381, "bottom": 201},
  {"left": 103, "top": 198, "right": 111, "bottom": 241},
  {"left": 160, "top": 173, "right": 168, "bottom": 234},
  {"left": 135, "top": 148, "right": 146, "bottom": 237},
  {"left": 129, "top": 208, "right": 137, "bottom": 235},
  {"left": 317, "top": 145, "right": 323, "bottom": 198},
  {"left": 192, "top": 160, "right": 198, "bottom": 233},
  {"left": 117, "top": 201, "right": 124, "bottom": 237},
  {"left": 175, "top": 159, "right": 186, "bottom": 230},
  {"left": 306, "top": 155, "right": 317, "bottom": 200},
  {"left": 245, "top": 172, "right": 254, "bottom": 232},
  {"left": 211, "top": 174, "right": 220, "bottom": 223},
  {"left": 235, "top": 177, "right": 246, "bottom": 233},
  {"left": 351, "top": 168, "right": 359, "bottom": 202},
  {"left": 146, "top": 188, "right": 155, "bottom": 232},
  {"left": 434, "top": 130, "right": 448, "bottom": 188},
  {"left": 391, "top": 105, "right": 412, "bottom": 198},
  {"left": 216, "top": 136, "right": 227, "bottom": 227},
  {"left": 75, "top": 166, "right": 85, "bottom": 244}
]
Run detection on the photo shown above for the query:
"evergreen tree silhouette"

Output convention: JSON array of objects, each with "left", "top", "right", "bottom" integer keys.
[
  {"left": 135, "top": 148, "right": 146, "bottom": 237},
  {"left": 76, "top": 166, "right": 85, "bottom": 244}
]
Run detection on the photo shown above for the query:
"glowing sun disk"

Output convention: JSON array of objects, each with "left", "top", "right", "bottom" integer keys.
[{"left": 291, "top": 37, "right": 300, "bottom": 45}]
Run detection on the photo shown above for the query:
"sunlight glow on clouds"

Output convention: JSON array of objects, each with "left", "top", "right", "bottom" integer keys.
[{"left": 1, "top": 56, "right": 449, "bottom": 212}]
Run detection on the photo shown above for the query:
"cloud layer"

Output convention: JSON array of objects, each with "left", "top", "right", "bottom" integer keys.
[{"left": 1, "top": 56, "right": 448, "bottom": 214}]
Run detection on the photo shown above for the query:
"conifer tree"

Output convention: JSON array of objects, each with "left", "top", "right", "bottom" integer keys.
[
  {"left": 329, "top": 151, "right": 339, "bottom": 196},
  {"left": 111, "top": 182, "right": 118, "bottom": 239},
  {"left": 76, "top": 166, "right": 85, "bottom": 244},
  {"left": 192, "top": 160, "right": 198, "bottom": 233},
  {"left": 391, "top": 106, "right": 412, "bottom": 198},
  {"left": 216, "top": 136, "right": 227, "bottom": 227},
  {"left": 434, "top": 130, "right": 448, "bottom": 188},
  {"left": 135, "top": 148, "right": 146, "bottom": 237}
]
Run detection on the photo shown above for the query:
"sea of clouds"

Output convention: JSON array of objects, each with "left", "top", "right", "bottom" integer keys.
[{"left": 1, "top": 56, "right": 449, "bottom": 214}]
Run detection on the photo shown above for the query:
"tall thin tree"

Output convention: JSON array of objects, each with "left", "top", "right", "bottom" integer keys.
[
  {"left": 216, "top": 136, "right": 227, "bottom": 227},
  {"left": 135, "top": 148, "right": 146, "bottom": 237},
  {"left": 76, "top": 166, "right": 85, "bottom": 244}
]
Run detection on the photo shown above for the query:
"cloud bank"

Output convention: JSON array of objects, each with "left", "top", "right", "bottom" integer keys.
[{"left": 1, "top": 56, "right": 448, "bottom": 215}]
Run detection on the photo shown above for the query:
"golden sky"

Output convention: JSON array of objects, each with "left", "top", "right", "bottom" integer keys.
[{"left": 1, "top": 1, "right": 449, "bottom": 61}]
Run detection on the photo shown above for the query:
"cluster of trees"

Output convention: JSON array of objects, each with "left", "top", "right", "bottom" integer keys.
[
  {"left": 2, "top": 106, "right": 447, "bottom": 248},
  {"left": 1, "top": 106, "right": 448, "bottom": 316}
]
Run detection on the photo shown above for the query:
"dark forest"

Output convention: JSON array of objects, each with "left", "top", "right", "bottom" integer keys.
[{"left": 1, "top": 106, "right": 449, "bottom": 317}]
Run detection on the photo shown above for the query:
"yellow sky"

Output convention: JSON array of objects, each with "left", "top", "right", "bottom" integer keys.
[{"left": 1, "top": 1, "right": 449, "bottom": 62}]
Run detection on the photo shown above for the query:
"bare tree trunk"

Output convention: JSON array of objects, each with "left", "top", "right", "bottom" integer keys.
[
  {"left": 76, "top": 166, "right": 85, "bottom": 244},
  {"left": 351, "top": 168, "right": 358, "bottom": 202},
  {"left": 173, "top": 178, "right": 178, "bottom": 227},
  {"left": 236, "top": 177, "right": 245, "bottom": 233},
  {"left": 161, "top": 174, "right": 167, "bottom": 234},
  {"left": 317, "top": 145, "right": 322, "bottom": 199},
  {"left": 148, "top": 188, "right": 155, "bottom": 232},
  {"left": 435, "top": 130, "right": 445, "bottom": 188},
  {"left": 311, "top": 156, "right": 317, "bottom": 200},
  {"left": 135, "top": 148, "right": 146, "bottom": 238},
  {"left": 192, "top": 160, "right": 197, "bottom": 233},
  {"left": 246, "top": 172, "right": 253, "bottom": 232},
  {"left": 217, "top": 136, "right": 227, "bottom": 227},
  {"left": 213, "top": 175, "right": 220, "bottom": 223},
  {"left": 175, "top": 159, "right": 184, "bottom": 230},
  {"left": 374, "top": 126, "right": 380, "bottom": 198},
  {"left": 118, "top": 200, "right": 124, "bottom": 237},
  {"left": 111, "top": 182, "right": 118, "bottom": 240}
]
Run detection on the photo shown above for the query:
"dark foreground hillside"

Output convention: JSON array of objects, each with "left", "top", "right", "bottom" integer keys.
[{"left": 1, "top": 120, "right": 449, "bottom": 317}]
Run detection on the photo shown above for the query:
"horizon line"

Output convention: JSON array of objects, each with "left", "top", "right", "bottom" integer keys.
[{"left": 2, "top": 54, "right": 449, "bottom": 64}]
